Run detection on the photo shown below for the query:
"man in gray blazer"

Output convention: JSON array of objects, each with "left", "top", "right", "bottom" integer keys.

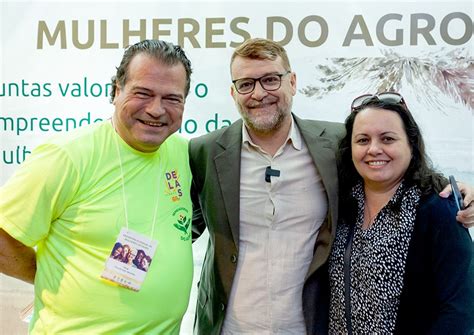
[{"left": 189, "top": 38, "right": 344, "bottom": 334}]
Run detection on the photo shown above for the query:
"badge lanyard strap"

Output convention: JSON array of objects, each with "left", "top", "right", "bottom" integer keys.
[{"left": 112, "top": 121, "right": 160, "bottom": 238}]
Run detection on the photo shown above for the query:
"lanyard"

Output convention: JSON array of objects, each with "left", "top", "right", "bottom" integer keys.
[{"left": 111, "top": 120, "right": 161, "bottom": 238}]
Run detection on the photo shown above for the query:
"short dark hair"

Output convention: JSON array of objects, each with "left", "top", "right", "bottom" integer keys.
[
  {"left": 337, "top": 98, "right": 446, "bottom": 201},
  {"left": 110, "top": 39, "right": 192, "bottom": 102}
]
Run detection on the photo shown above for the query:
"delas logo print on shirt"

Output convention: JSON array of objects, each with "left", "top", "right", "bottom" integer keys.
[
  {"left": 172, "top": 207, "right": 191, "bottom": 241},
  {"left": 164, "top": 169, "right": 183, "bottom": 202}
]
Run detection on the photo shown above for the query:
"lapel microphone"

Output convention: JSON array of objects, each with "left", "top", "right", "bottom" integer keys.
[{"left": 265, "top": 166, "right": 281, "bottom": 183}]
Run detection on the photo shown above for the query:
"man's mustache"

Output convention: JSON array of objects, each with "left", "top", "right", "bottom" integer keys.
[{"left": 246, "top": 98, "right": 278, "bottom": 108}]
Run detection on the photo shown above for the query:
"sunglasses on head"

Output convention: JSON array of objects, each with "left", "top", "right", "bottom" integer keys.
[{"left": 351, "top": 92, "right": 406, "bottom": 112}]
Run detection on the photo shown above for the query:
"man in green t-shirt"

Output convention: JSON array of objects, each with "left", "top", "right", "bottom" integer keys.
[{"left": 0, "top": 40, "right": 194, "bottom": 334}]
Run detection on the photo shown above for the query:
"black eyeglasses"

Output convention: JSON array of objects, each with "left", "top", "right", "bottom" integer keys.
[
  {"left": 232, "top": 71, "right": 291, "bottom": 94},
  {"left": 351, "top": 92, "right": 406, "bottom": 112}
]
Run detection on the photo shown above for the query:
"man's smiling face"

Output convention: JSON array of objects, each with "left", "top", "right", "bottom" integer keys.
[
  {"left": 230, "top": 55, "right": 296, "bottom": 135},
  {"left": 112, "top": 53, "right": 187, "bottom": 152}
]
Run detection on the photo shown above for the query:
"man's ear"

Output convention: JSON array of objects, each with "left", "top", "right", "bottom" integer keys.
[
  {"left": 112, "top": 82, "right": 122, "bottom": 105},
  {"left": 290, "top": 72, "right": 297, "bottom": 96}
]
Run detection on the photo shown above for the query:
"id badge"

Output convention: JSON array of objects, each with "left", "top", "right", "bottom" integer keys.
[{"left": 101, "top": 228, "right": 158, "bottom": 291}]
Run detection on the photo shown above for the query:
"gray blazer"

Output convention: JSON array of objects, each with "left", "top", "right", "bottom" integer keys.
[{"left": 190, "top": 115, "right": 345, "bottom": 334}]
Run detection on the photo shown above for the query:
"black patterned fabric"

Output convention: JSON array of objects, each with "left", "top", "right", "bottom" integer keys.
[{"left": 329, "top": 182, "right": 421, "bottom": 334}]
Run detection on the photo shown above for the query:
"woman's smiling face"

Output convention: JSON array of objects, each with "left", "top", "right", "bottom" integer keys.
[{"left": 351, "top": 107, "right": 412, "bottom": 191}]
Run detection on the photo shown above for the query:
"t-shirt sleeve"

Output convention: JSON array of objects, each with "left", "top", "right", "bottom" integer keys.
[{"left": 0, "top": 143, "right": 80, "bottom": 247}]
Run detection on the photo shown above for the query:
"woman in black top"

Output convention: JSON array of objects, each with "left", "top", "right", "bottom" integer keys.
[{"left": 329, "top": 92, "right": 473, "bottom": 334}]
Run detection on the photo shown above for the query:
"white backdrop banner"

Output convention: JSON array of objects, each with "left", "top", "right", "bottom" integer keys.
[{"left": 1, "top": 1, "right": 472, "bottom": 184}]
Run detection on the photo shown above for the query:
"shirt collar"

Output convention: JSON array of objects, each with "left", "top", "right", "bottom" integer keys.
[{"left": 241, "top": 115, "right": 302, "bottom": 151}]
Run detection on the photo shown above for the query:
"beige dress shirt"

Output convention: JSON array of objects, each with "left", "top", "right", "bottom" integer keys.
[{"left": 221, "top": 117, "right": 329, "bottom": 334}]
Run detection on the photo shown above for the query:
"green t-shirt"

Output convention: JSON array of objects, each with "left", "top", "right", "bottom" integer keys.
[{"left": 0, "top": 121, "right": 194, "bottom": 334}]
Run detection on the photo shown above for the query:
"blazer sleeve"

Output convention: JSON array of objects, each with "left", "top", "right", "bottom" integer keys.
[{"left": 189, "top": 138, "right": 207, "bottom": 242}]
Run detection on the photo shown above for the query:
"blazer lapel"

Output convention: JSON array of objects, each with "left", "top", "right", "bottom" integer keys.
[
  {"left": 214, "top": 120, "right": 243, "bottom": 250},
  {"left": 296, "top": 118, "right": 338, "bottom": 215},
  {"left": 295, "top": 116, "right": 339, "bottom": 277}
]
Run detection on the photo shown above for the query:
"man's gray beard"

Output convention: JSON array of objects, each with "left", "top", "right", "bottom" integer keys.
[{"left": 238, "top": 101, "right": 292, "bottom": 134}]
